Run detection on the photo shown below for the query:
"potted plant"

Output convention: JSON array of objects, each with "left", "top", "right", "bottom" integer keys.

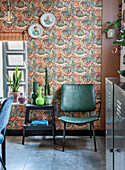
[
  {"left": 113, "top": 29, "right": 125, "bottom": 46},
  {"left": 104, "top": 19, "right": 122, "bottom": 38},
  {"left": 6, "top": 65, "right": 22, "bottom": 102},
  {"left": 44, "top": 67, "right": 53, "bottom": 105},
  {"left": 113, "top": 29, "right": 125, "bottom": 77}
]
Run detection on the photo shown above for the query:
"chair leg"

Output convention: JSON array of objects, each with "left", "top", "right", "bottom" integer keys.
[
  {"left": 62, "top": 122, "right": 66, "bottom": 152},
  {"left": 0, "top": 157, "right": 7, "bottom": 170},
  {"left": 92, "top": 122, "right": 97, "bottom": 152},
  {"left": 90, "top": 122, "right": 92, "bottom": 138},
  {"left": 2, "top": 139, "right": 6, "bottom": 165}
]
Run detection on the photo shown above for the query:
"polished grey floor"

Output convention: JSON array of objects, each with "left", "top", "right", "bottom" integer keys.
[{"left": 0, "top": 136, "right": 105, "bottom": 170}]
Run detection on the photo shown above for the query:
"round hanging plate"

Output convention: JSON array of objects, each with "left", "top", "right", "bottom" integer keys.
[
  {"left": 40, "top": 13, "right": 56, "bottom": 27},
  {"left": 28, "top": 23, "right": 43, "bottom": 38}
]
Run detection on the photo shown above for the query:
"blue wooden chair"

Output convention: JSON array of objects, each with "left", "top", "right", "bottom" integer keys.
[
  {"left": 0, "top": 96, "right": 13, "bottom": 170},
  {"left": 57, "top": 84, "right": 102, "bottom": 152}
]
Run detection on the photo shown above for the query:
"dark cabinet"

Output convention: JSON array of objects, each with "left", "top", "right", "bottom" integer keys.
[{"left": 106, "top": 78, "right": 125, "bottom": 170}]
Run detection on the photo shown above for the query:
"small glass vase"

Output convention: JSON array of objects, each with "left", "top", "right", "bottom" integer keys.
[
  {"left": 36, "top": 87, "right": 44, "bottom": 105},
  {"left": 18, "top": 92, "right": 26, "bottom": 104},
  {"left": 31, "top": 82, "right": 38, "bottom": 104}
]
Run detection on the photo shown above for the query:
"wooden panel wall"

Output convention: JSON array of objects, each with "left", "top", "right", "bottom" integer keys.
[{"left": 101, "top": 0, "right": 120, "bottom": 130}]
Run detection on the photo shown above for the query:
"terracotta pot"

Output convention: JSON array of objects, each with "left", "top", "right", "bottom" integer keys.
[{"left": 9, "top": 91, "right": 20, "bottom": 102}]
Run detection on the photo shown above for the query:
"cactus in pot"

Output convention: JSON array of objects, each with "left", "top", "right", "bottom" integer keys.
[
  {"left": 44, "top": 68, "right": 52, "bottom": 104},
  {"left": 45, "top": 67, "right": 50, "bottom": 96}
]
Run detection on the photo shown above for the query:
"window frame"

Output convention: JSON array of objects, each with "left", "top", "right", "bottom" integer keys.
[{"left": 3, "top": 41, "right": 27, "bottom": 101}]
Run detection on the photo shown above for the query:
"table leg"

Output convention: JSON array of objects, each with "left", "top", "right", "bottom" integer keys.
[
  {"left": 52, "top": 128, "right": 55, "bottom": 144},
  {"left": 25, "top": 108, "right": 29, "bottom": 124},
  {"left": 22, "top": 128, "right": 25, "bottom": 145},
  {"left": 51, "top": 107, "right": 56, "bottom": 144}
]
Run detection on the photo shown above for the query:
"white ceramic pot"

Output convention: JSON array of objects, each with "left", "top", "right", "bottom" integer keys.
[
  {"left": 45, "top": 95, "right": 53, "bottom": 105},
  {"left": 107, "top": 29, "right": 115, "bottom": 38}
]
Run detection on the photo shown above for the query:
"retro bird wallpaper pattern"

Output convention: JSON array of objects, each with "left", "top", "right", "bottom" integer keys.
[{"left": 0, "top": 0, "right": 102, "bottom": 130}]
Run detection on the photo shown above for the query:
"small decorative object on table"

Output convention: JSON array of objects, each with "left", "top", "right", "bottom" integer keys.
[
  {"left": 45, "top": 95, "right": 53, "bottom": 105},
  {"left": 31, "top": 82, "right": 38, "bottom": 105},
  {"left": 18, "top": 92, "right": 26, "bottom": 104},
  {"left": 45, "top": 67, "right": 53, "bottom": 104},
  {"left": 36, "top": 87, "right": 44, "bottom": 105},
  {"left": 31, "top": 120, "right": 48, "bottom": 125},
  {"left": 7, "top": 65, "right": 22, "bottom": 102}
]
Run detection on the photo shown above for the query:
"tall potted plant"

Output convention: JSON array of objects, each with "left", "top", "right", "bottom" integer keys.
[
  {"left": 113, "top": 29, "right": 125, "bottom": 77},
  {"left": 6, "top": 65, "right": 22, "bottom": 102}
]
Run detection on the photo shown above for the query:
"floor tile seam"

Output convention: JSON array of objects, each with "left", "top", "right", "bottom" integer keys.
[
  {"left": 96, "top": 137, "right": 105, "bottom": 162},
  {"left": 23, "top": 147, "right": 31, "bottom": 170}
]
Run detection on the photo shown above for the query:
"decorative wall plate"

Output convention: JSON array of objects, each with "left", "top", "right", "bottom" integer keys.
[
  {"left": 40, "top": 13, "right": 56, "bottom": 27},
  {"left": 28, "top": 23, "right": 43, "bottom": 38}
]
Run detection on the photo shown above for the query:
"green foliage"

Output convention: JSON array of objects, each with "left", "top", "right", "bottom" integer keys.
[
  {"left": 6, "top": 66, "right": 22, "bottom": 92},
  {"left": 104, "top": 19, "right": 122, "bottom": 33},
  {"left": 113, "top": 29, "right": 125, "bottom": 46}
]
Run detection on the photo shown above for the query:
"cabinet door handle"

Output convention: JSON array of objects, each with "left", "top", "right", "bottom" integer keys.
[
  {"left": 109, "top": 148, "right": 121, "bottom": 152},
  {"left": 109, "top": 149, "right": 114, "bottom": 152}
]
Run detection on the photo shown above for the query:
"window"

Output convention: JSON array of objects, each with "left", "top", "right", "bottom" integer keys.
[{"left": 1, "top": 41, "right": 27, "bottom": 99}]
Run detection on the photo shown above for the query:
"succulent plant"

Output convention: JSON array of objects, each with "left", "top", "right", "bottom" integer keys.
[{"left": 6, "top": 66, "right": 22, "bottom": 92}]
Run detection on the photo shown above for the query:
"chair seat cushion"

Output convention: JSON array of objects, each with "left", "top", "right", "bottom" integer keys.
[
  {"left": 58, "top": 116, "right": 99, "bottom": 124},
  {"left": 0, "top": 133, "right": 4, "bottom": 144}
]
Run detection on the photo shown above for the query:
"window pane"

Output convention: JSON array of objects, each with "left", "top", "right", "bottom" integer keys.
[
  {"left": 8, "top": 54, "right": 24, "bottom": 66},
  {"left": 7, "top": 70, "right": 25, "bottom": 82},
  {"left": 18, "top": 86, "right": 25, "bottom": 94},
  {"left": 7, "top": 41, "right": 24, "bottom": 51}
]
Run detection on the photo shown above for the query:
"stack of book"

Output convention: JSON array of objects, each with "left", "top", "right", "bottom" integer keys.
[{"left": 31, "top": 120, "right": 48, "bottom": 126}]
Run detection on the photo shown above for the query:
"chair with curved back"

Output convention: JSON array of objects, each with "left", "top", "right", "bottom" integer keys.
[
  {"left": 0, "top": 95, "right": 13, "bottom": 170},
  {"left": 58, "top": 84, "right": 102, "bottom": 152}
]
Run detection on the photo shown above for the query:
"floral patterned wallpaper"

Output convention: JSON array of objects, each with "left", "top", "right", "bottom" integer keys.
[{"left": 0, "top": 0, "right": 102, "bottom": 130}]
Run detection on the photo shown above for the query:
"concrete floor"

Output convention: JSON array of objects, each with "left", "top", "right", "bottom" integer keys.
[{"left": 0, "top": 136, "right": 105, "bottom": 170}]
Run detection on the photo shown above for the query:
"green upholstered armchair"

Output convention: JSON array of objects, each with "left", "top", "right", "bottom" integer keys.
[{"left": 57, "top": 84, "right": 102, "bottom": 152}]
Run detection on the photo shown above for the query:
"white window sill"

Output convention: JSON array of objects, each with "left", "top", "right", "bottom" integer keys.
[{"left": 12, "top": 102, "right": 27, "bottom": 106}]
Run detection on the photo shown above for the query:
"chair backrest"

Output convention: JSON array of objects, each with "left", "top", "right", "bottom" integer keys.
[
  {"left": 60, "top": 84, "right": 96, "bottom": 112},
  {"left": 0, "top": 95, "right": 13, "bottom": 133}
]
